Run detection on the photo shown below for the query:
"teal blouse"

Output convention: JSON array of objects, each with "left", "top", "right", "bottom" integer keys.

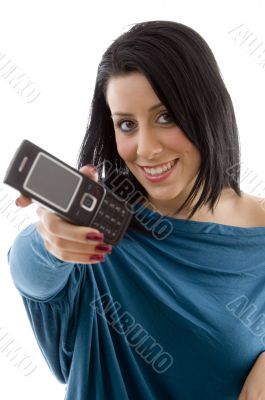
[{"left": 7, "top": 204, "right": 265, "bottom": 399}]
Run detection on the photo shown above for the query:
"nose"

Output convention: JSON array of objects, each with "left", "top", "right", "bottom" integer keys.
[{"left": 136, "top": 126, "right": 163, "bottom": 160}]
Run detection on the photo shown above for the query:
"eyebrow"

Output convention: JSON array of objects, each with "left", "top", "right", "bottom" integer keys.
[{"left": 111, "top": 102, "right": 163, "bottom": 117}]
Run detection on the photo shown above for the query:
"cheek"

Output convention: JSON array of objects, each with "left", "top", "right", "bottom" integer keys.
[
  {"left": 115, "top": 137, "right": 136, "bottom": 162},
  {"left": 167, "top": 128, "right": 193, "bottom": 151},
  {"left": 170, "top": 130, "right": 200, "bottom": 162}
]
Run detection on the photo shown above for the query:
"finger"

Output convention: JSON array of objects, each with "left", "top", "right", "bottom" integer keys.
[
  {"left": 42, "top": 235, "right": 107, "bottom": 264},
  {"left": 79, "top": 165, "right": 98, "bottom": 182},
  {"left": 36, "top": 206, "right": 104, "bottom": 243},
  {"left": 36, "top": 221, "right": 110, "bottom": 254},
  {"left": 15, "top": 195, "right": 32, "bottom": 207}
]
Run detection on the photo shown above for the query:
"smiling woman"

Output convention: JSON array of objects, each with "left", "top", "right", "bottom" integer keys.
[
  {"left": 77, "top": 19, "right": 242, "bottom": 226},
  {"left": 105, "top": 72, "right": 202, "bottom": 214},
  {"left": 8, "top": 20, "right": 265, "bottom": 400}
]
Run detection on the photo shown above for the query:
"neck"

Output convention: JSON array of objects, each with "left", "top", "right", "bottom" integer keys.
[{"left": 147, "top": 186, "right": 234, "bottom": 220}]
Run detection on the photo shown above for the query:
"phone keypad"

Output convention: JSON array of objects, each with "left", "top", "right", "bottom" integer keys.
[{"left": 92, "top": 192, "right": 129, "bottom": 241}]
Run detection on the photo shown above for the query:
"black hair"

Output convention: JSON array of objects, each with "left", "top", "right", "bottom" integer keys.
[{"left": 76, "top": 20, "right": 242, "bottom": 234}]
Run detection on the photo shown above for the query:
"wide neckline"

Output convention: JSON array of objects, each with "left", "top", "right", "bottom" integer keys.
[{"left": 131, "top": 203, "right": 265, "bottom": 236}]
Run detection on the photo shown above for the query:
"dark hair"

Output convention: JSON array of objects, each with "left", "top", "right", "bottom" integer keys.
[{"left": 76, "top": 20, "right": 242, "bottom": 233}]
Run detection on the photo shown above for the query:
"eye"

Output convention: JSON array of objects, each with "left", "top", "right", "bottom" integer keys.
[
  {"left": 115, "top": 120, "right": 136, "bottom": 133},
  {"left": 114, "top": 111, "right": 175, "bottom": 134},
  {"left": 157, "top": 112, "right": 175, "bottom": 124}
]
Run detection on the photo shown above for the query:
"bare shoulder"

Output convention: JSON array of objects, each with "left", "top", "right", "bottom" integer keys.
[{"left": 237, "top": 192, "right": 265, "bottom": 227}]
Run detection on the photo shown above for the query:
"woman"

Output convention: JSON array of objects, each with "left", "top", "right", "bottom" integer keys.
[{"left": 8, "top": 20, "right": 265, "bottom": 399}]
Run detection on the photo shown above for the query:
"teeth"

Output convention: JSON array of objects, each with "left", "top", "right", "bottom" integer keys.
[{"left": 143, "top": 159, "right": 176, "bottom": 176}]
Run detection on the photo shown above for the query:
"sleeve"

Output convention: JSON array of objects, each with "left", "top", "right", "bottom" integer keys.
[
  {"left": 7, "top": 223, "right": 87, "bottom": 383},
  {"left": 20, "top": 266, "right": 86, "bottom": 383},
  {"left": 7, "top": 222, "right": 75, "bottom": 301}
]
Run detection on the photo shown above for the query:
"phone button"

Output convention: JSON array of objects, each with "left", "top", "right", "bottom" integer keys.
[{"left": 81, "top": 193, "right": 97, "bottom": 211}]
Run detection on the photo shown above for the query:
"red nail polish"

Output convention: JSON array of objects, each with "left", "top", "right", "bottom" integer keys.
[
  {"left": 95, "top": 245, "right": 112, "bottom": 252},
  {"left": 86, "top": 232, "right": 104, "bottom": 241},
  {"left": 90, "top": 254, "right": 105, "bottom": 261}
]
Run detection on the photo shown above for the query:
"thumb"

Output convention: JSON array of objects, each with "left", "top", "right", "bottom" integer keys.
[{"left": 79, "top": 164, "right": 98, "bottom": 182}]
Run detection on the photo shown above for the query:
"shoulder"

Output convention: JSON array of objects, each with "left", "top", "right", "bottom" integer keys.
[{"left": 236, "top": 192, "right": 265, "bottom": 227}]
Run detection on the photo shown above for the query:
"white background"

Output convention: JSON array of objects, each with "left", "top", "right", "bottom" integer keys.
[{"left": 1, "top": 0, "right": 265, "bottom": 398}]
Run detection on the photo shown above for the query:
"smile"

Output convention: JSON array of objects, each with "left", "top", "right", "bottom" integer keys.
[{"left": 138, "top": 158, "right": 179, "bottom": 183}]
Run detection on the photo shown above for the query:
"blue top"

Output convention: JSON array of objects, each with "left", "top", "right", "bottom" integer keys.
[{"left": 7, "top": 204, "right": 265, "bottom": 400}]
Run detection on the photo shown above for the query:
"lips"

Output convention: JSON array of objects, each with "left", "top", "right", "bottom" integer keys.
[
  {"left": 139, "top": 158, "right": 179, "bottom": 183},
  {"left": 139, "top": 158, "right": 179, "bottom": 169}
]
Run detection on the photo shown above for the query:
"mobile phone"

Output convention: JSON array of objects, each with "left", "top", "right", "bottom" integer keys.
[{"left": 3, "top": 139, "right": 133, "bottom": 245}]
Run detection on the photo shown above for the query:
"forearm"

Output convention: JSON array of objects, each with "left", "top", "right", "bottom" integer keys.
[{"left": 7, "top": 223, "right": 75, "bottom": 301}]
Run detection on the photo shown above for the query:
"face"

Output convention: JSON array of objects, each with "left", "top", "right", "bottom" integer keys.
[{"left": 106, "top": 72, "right": 202, "bottom": 216}]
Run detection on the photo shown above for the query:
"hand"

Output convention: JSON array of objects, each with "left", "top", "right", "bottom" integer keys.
[
  {"left": 238, "top": 351, "right": 265, "bottom": 399},
  {"left": 15, "top": 165, "right": 112, "bottom": 264}
]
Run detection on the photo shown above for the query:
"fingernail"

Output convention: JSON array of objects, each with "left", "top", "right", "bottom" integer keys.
[
  {"left": 90, "top": 254, "right": 105, "bottom": 261},
  {"left": 86, "top": 165, "right": 97, "bottom": 173},
  {"left": 15, "top": 199, "right": 21, "bottom": 206},
  {"left": 95, "top": 245, "right": 112, "bottom": 252},
  {"left": 86, "top": 232, "right": 104, "bottom": 241}
]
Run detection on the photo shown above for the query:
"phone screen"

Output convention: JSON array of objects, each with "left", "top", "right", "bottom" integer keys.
[{"left": 24, "top": 152, "right": 82, "bottom": 212}]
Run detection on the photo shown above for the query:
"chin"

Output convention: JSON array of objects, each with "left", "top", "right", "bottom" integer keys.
[{"left": 147, "top": 189, "right": 182, "bottom": 202}]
